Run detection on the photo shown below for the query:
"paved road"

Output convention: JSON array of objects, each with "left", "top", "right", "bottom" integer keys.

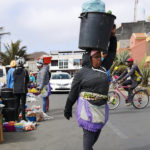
[{"left": 1, "top": 93, "right": 150, "bottom": 150}]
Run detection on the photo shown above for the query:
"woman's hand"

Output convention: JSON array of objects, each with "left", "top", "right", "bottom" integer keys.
[{"left": 64, "top": 110, "right": 72, "bottom": 120}]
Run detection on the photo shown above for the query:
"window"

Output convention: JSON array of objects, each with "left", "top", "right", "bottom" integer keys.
[
  {"left": 73, "top": 59, "right": 82, "bottom": 66},
  {"left": 51, "top": 73, "right": 71, "bottom": 79},
  {"left": 51, "top": 60, "right": 58, "bottom": 66},
  {"left": 0, "top": 69, "right": 3, "bottom": 77},
  {"left": 59, "top": 59, "right": 68, "bottom": 69}
]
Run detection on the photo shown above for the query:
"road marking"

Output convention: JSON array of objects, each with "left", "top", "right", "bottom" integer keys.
[{"left": 107, "top": 122, "right": 128, "bottom": 139}]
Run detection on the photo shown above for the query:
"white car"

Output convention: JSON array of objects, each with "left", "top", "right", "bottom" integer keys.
[
  {"left": 50, "top": 72, "right": 73, "bottom": 92},
  {"left": 0, "top": 65, "right": 7, "bottom": 87}
]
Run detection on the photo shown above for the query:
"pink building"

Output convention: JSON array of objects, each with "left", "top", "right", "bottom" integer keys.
[
  {"left": 117, "top": 33, "right": 150, "bottom": 64},
  {"left": 130, "top": 33, "right": 147, "bottom": 64}
]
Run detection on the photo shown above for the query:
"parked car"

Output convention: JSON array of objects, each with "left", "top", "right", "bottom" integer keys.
[{"left": 50, "top": 72, "right": 72, "bottom": 92}]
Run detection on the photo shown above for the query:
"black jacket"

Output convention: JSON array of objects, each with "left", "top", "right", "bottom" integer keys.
[
  {"left": 64, "top": 36, "right": 117, "bottom": 114},
  {"left": 117, "top": 64, "right": 143, "bottom": 82},
  {"left": 13, "top": 67, "right": 29, "bottom": 93}
]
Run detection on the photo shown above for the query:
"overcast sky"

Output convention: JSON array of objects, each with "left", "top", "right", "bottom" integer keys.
[{"left": 0, "top": 0, "right": 150, "bottom": 54}]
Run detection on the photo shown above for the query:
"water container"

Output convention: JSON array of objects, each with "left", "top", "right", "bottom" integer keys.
[
  {"left": 2, "top": 108, "right": 17, "bottom": 121},
  {"left": 78, "top": 12, "right": 116, "bottom": 51},
  {"left": 1, "top": 88, "right": 14, "bottom": 98},
  {"left": 1, "top": 88, "right": 17, "bottom": 121},
  {"left": 2, "top": 98, "right": 17, "bottom": 108}
]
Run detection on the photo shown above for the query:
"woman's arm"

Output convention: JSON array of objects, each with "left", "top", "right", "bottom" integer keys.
[
  {"left": 101, "top": 35, "right": 117, "bottom": 71},
  {"left": 64, "top": 70, "right": 82, "bottom": 120}
]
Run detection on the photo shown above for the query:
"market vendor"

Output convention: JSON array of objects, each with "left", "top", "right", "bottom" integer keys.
[{"left": 36, "top": 59, "right": 51, "bottom": 113}]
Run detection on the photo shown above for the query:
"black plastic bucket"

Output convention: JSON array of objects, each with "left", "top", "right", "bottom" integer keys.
[
  {"left": 2, "top": 98, "right": 17, "bottom": 108},
  {"left": 78, "top": 12, "right": 116, "bottom": 51},
  {"left": 2, "top": 108, "right": 17, "bottom": 121},
  {"left": 1, "top": 88, "right": 14, "bottom": 98}
]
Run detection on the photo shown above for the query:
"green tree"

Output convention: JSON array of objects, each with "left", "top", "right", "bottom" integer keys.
[
  {"left": 110, "top": 50, "right": 130, "bottom": 73},
  {"left": 115, "top": 50, "right": 130, "bottom": 65},
  {"left": 0, "top": 40, "right": 28, "bottom": 66},
  {"left": 139, "top": 57, "right": 150, "bottom": 87}
]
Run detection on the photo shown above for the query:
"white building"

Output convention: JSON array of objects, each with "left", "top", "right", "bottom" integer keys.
[
  {"left": 49, "top": 50, "right": 84, "bottom": 76},
  {"left": 26, "top": 50, "right": 85, "bottom": 76}
]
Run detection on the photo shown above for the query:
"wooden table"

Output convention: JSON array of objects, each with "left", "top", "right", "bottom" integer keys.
[{"left": 0, "top": 114, "right": 4, "bottom": 143}]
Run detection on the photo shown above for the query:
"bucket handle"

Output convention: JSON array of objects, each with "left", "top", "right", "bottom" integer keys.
[{"left": 79, "top": 13, "right": 88, "bottom": 19}]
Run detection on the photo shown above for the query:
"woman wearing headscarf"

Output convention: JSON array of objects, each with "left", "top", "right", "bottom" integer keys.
[{"left": 64, "top": 32, "right": 117, "bottom": 150}]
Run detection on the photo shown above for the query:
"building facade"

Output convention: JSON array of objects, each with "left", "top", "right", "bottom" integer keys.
[
  {"left": 49, "top": 50, "right": 84, "bottom": 76},
  {"left": 27, "top": 50, "right": 85, "bottom": 76},
  {"left": 116, "top": 21, "right": 150, "bottom": 49}
]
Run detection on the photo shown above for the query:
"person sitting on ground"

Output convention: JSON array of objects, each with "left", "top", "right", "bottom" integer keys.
[{"left": 116, "top": 57, "right": 143, "bottom": 105}]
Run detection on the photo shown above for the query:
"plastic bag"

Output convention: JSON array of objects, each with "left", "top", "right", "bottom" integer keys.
[
  {"left": 82, "top": 0, "right": 105, "bottom": 13},
  {"left": 40, "top": 83, "right": 51, "bottom": 98},
  {"left": 43, "top": 112, "right": 54, "bottom": 120},
  {"left": 36, "top": 112, "right": 44, "bottom": 122}
]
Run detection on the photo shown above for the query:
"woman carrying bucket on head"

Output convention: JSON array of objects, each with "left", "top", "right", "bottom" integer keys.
[{"left": 64, "top": 26, "right": 117, "bottom": 150}]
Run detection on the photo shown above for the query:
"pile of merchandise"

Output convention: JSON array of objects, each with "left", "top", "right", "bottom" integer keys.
[{"left": 3, "top": 120, "right": 36, "bottom": 132}]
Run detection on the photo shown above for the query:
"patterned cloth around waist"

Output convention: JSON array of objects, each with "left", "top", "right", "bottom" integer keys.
[{"left": 80, "top": 92, "right": 108, "bottom": 101}]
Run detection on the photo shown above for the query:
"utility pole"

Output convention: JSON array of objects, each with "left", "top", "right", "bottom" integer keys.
[
  {"left": 134, "top": 0, "right": 138, "bottom": 22},
  {"left": 0, "top": 27, "right": 10, "bottom": 51}
]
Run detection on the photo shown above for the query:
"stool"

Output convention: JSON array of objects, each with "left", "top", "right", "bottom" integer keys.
[{"left": 0, "top": 114, "right": 4, "bottom": 143}]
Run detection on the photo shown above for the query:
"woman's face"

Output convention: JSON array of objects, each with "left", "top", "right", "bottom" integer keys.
[{"left": 91, "top": 52, "right": 101, "bottom": 69}]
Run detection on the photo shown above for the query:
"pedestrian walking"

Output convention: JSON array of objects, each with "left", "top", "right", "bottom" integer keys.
[{"left": 64, "top": 32, "right": 117, "bottom": 150}]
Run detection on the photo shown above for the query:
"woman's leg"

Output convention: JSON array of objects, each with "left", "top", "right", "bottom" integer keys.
[
  {"left": 15, "top": 94, "right": 21, "bottom": 121},
  {"left": 42, "top": 97, "right": 47, "bottom": 113},
  {"left": 83, "top": 129, "right": 101, "bottom": 150}
]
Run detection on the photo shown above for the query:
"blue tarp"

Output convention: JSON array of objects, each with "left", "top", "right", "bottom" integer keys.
[{"left": 82, "top": 0, "right": 105, "bottom": 13}]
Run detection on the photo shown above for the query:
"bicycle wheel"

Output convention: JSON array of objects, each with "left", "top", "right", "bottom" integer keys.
[
  {"left": 107, "top": 91, "right": 120, "bottom": 110},
  {"left": 132, "top": 90, "right": 149, "bottom": 109}
]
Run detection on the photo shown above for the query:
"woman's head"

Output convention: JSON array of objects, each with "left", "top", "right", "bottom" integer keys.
[
  {"left": 10, "top": 60, "right": 16, "bottom": 68},
  {"left": 36, "top": 59, "right": 44, "bottom": 69},
  {"left": 90, "top": 50, "right": 101, "bottom": 69}
]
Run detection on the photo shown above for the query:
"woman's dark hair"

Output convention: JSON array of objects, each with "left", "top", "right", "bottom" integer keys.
[{"left": 113, "top": 24, "right": 116, "bottom": 29}]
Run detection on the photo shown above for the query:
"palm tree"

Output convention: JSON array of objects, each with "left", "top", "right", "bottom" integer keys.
[{"left": 0, "top": 40, "right": 28, "bottom": 66}]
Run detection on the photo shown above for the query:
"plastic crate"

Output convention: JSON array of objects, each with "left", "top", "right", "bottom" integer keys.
[
  {"left": 15, "top": 126, "right": 23, "bottom": 132},
  {"left": 27, "top": 116, "right": 36, "bottom": 122},
  {"left": 3, "top": 123, "right": 15, "bottom": 132}
]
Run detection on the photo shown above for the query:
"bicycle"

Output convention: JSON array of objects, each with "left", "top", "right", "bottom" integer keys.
[{"left": 107, "top": 81, "right": 149, "bottom": 110}]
